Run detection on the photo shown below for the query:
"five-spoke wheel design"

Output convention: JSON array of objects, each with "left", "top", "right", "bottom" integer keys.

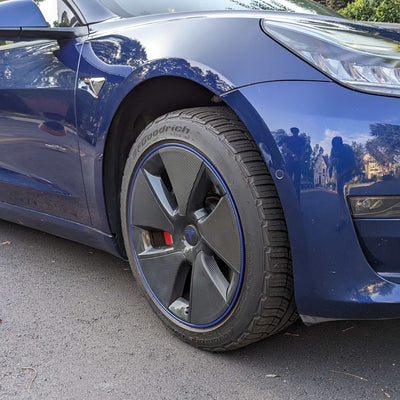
[{"left": 127, "top": 144, "right": 244, "bottom": 327}]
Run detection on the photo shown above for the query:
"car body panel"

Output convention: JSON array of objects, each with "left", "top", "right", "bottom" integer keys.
[
  {"left": 0, "top": 0, "right": 48, "bottom": 28},
  {"left": 0, "top": 38, "right": 90, "bottom": 224},
  {"left": 0, "top": 197, "right": 120, "bottom": 256},
  {"left": 86, "top": 13, "right": 330, "bottom": 87},
  {"left": 223, "top": 81, "right": 400, "bottom": 319},
  {"left": 74, "top": 14, "right": 329, "bottom": 232}
]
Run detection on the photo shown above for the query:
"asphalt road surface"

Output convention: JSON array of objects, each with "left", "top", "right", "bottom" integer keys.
[{"left": 1, "top": 219, "right": 399, "bottom": 400}]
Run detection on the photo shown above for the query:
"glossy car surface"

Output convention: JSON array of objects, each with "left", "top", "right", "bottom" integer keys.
[{"left": 1, "top": 0, "right": 400, "bottom": 350}]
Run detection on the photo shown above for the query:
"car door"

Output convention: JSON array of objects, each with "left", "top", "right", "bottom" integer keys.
[{"left": 0, "top": 1, "right": 90, "bottom": 224}]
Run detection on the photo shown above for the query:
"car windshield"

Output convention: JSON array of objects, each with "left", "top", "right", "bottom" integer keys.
[{"left": 98, "top": 0, "right": 340, "bottom": 18}]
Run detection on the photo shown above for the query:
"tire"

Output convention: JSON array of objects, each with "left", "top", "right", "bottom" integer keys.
[{"left": 121, "top": 106, "right": 297, "bottom": 351}]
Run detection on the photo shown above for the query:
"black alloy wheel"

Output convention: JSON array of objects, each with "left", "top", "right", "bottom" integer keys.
[{"left": 128, "top": 144, "right": 244, "bottom": 327}]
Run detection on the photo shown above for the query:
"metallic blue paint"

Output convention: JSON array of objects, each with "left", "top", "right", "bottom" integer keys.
[
  {"left": 75, "top": 12, "right": 329, "bottom": 233},
  {"left": 222, "top": 81, "right": 400, "bottom": 320},
  {"left": 0, "top": 0, "right": 47, "bottom": 28},
  {"left": 1, "top": 0, "right": 400, "bottom": 325},
  {"left": 72, "top": 13, "right": 328, "bottom": 235},
  {"left": 87, "top": 13, "right": 328, "bottom": 87},
  {"left": 0, "top": 199, "right": 120, "bottom": 257},
  {"left": 0, "top": 38, "right": 90, "bottom": 224}
]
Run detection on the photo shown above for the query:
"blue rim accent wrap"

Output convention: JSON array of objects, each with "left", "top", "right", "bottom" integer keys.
[{"left": 127, "top": 143, "right": 245, "bottom": 328}]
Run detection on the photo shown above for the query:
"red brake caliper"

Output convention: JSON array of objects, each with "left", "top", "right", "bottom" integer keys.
[{"left": 163, "top": 231, "right": 173, "bottom": 246}]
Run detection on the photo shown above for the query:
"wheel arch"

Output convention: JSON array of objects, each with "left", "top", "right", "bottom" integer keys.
[
  {"left": 102, "top": 75, "right": 302, "bottom": 270},
  {"left": 103, "top": 76, "right": 221, "bottom": 255},
  {"left": 220, "top": 86, "right": 308, "bottom": 294}
]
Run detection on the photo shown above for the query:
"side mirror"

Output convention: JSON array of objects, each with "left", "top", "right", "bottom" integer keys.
[
  {"left": 0, "top": 0, "right": 87, "bottom": 40},
  {"left": 0, "top": 0, "right": 48, "bottom": 28}
]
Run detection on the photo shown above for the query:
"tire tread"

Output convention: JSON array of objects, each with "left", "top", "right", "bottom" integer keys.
[{"left": 167, "top": 107, "right": 298, "bottom": 351}]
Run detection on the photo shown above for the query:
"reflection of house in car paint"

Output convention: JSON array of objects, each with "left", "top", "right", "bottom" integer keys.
[
  {"left": 314, "top": 154, "right": 330, "bottom": 187},
  {"left": 363, "top": 153, "right": 396, "bottom": 180}
]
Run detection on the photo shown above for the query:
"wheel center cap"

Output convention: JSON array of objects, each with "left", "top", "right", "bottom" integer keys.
[{"left": 184, "top": 225, "right": 199, "bottom": 246}]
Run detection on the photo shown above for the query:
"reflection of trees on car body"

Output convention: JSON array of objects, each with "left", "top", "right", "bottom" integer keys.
[{"left": 329, "top": 136, "right": 356, "bottom": 229}]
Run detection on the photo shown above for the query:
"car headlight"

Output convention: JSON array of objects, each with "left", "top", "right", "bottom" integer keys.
[{"left": 261, "top": 16, "right": 400, "bottom": 97}]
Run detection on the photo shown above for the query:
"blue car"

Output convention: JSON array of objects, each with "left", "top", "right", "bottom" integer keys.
[{"left": 1, "top": 0, "right": 400, "bottom": 351}]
